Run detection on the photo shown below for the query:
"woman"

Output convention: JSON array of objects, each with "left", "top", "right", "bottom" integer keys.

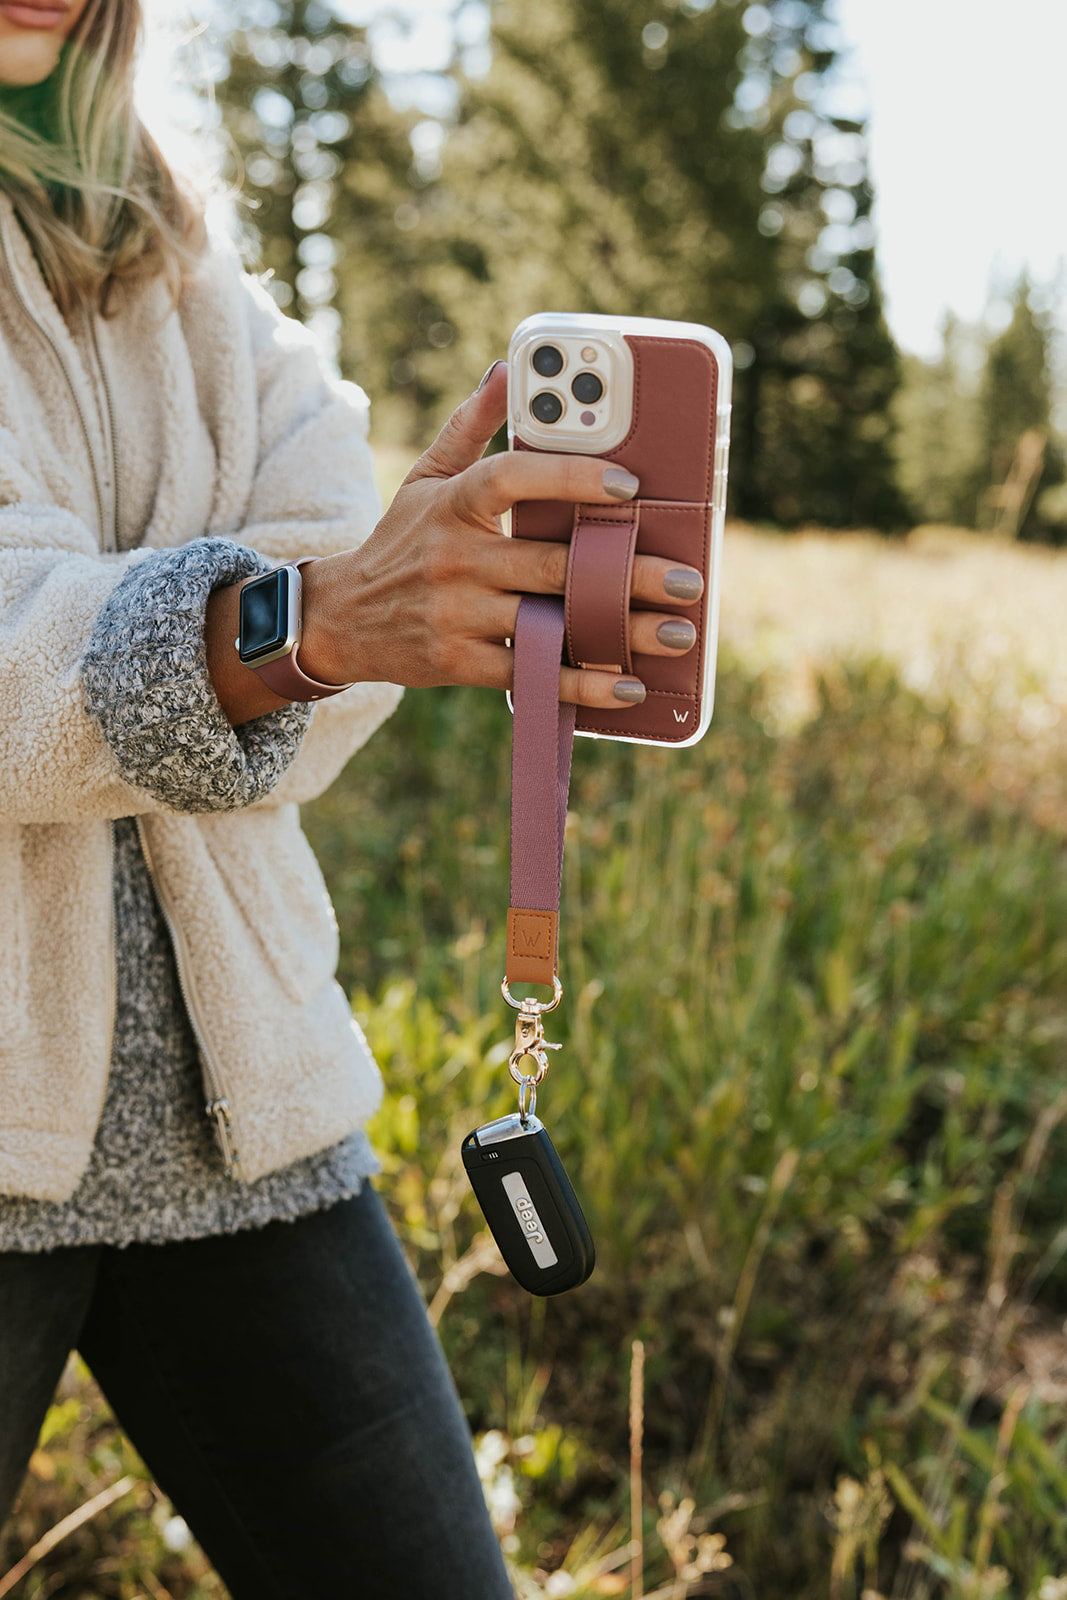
[{"left": 0, "top": 1, "right": 702, "bottom": 1594}]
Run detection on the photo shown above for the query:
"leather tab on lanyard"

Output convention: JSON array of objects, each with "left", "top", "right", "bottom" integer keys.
[{"left": 506, "top": 594, "right": 575, "bottom": 989}]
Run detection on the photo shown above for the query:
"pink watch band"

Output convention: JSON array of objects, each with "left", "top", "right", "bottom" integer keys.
[
  {"left": 249, "top": 558, "right": 354, "bottom": 703},
  {"left": 254, "top": 651, "right": 350, "bottom": 702}
]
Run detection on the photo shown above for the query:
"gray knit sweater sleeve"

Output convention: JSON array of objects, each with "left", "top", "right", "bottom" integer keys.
[{"left": 80, "top": 538, "right": 313, "bottom": 812}]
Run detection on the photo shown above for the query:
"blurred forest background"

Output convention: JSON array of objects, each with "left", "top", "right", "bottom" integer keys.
[
  {"left": 9, "top": 4, "right": 1067, "bottom": 1600},
  {"left": 203, "top": 0, "right": 1065, "bottom": 539}
]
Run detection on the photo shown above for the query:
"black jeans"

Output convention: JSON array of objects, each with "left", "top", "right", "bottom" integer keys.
[{"left": 0, "top": 1186, "right": 514, "bottom": 1599}]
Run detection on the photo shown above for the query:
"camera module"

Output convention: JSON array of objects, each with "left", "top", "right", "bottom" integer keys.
[
  {"left": 532, "top": 344, "right": 564, "bottom": 378},
  {"left": 571, "top": 371, "right": 603, "bottom": 404},
  {"left": 531, "top": 391, "right": 564, "bottom": 425}
]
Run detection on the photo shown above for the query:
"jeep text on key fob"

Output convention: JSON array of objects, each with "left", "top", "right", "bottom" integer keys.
[{"left": 462, "top": 1113, "right": 595, "bottom": 1296}]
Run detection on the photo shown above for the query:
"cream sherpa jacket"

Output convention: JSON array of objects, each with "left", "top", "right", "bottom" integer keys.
[{"left": 0, "top": 190, "right": 403, "bottom": 1203}]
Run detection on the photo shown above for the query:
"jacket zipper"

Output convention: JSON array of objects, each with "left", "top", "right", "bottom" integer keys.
[
  {"left": 98, "top": 820, "right": 119, "bottom": 1137},
  {"left": 0, "top": 208, "right": 109, "bottom": 546},
  {"left": 1, "top": 208, "right": 235, "bottom": 1176},
  {"left": 86, "top": 313, "right": 119, "bottom": 552},
  {"left": 1, "top": 205, "right": 121, "bottom": 1126},
  {"left": 134, "top": 817, "right": 244, "bottom": 1180}
]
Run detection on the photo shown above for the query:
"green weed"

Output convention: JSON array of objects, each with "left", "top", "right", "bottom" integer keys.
[{"left": 8, "top": 642, "right": 1067, "bottom": 1597}]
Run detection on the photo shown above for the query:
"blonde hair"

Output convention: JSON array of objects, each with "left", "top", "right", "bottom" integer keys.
[{"left": 0, "top": 0, "right": 207, "bottom": 318}]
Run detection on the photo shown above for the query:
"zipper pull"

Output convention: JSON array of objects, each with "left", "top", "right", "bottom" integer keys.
[{"left": 205, "top": 1098, "right": 241, "bottom": 1181}]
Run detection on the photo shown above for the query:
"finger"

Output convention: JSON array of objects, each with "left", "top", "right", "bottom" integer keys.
[
  {"left": 446, "top": 641, "right": 647, "bottom": 710},
  {"left": 405, "top": 360, "right": 508, "bottom": 483},
  {"left": 559, "top": 664, "right": 646, "bottom": 709},
  {"left": 452, "top": 450, "right": 640, "bottom": 522},
  {"left": 472, "top": 531, "right": 703, "bottom": 608},
  {"left": 474, "top": 592, "right": 697, "bottom": 657},
  {"left": 635, "top": 556, "right": 704, "bottom": 605}
]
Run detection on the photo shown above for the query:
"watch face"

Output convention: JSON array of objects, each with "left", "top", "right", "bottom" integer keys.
[{"left": 239, "top": 569, "right": 290, "bottom": 663}]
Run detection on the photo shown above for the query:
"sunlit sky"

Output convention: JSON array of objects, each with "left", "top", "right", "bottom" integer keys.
[
  {"left": 145, "top": 0, "right": 1067, "bottom": 361},
  {"left": 833, "top": 0, "right": 1067, "bottom": 356}
]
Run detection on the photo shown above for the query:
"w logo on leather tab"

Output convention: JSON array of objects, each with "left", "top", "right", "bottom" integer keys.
[
  {"left": 507, "top": 909, "right": 557, "bottom": 973},
  {"left": 673, "top": 709, "right": 690, "bottom": 724},
  {"left": 518, "top": 923, "right": 550, "bottom": 955}
]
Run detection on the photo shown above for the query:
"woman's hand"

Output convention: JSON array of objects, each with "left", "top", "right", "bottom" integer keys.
[{"left": 297, "top": 361, "right": 703, "bottom": 711}]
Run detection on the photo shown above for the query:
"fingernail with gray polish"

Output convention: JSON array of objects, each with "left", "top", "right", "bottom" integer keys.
[
  {"left": 477, "top": 359, "right": 503, "bottom": 392},
  {"left": 613, "top": 678, "right": 646, "bottom": 703},
  {"left": 657, "top": 618, "right": 697, "bottom": 650},
  {"left": 603, "top": 466, "right": 640, "bottom": 500},
  {"left": 663, "top": 568, "right": 703, "bottom": 600}
]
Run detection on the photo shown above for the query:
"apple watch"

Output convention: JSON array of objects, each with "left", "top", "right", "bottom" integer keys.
[{"left": 235, "top": 557, "right": 353, "bottom": 702}]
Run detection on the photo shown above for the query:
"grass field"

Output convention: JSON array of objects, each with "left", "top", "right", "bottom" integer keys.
[
  {"left": 720, "top": 523, "right": 1067, "bottom": 827},
  {"left": 5, "top": 520, "right": 1067, "bottom": 1600}
]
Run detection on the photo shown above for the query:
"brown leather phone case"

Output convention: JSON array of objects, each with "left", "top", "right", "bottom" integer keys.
[{"left": 511, "top": 333, "right": 724, "bottom": 745}]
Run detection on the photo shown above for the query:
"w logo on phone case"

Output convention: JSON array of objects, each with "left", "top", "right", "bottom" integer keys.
[{"left": 673, "top": 709, "right": 689, "bottom": 724}]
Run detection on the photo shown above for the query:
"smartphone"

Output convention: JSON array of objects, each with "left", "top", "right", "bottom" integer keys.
[{"left": 508, "top": 312, "right": 732, "bottom": 747}]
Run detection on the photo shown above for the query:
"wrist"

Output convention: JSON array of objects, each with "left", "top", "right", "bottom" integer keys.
[
  {"left": 291, "top": 553, "right": 352, "bottom": 687},
  {"left": 206, "top": 581, "right": 293, "bottom": 726}
]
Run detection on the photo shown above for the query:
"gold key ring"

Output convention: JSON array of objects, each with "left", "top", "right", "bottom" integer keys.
[{"left": 517, "top": 1076, "right": 538, "bottom": 1123}]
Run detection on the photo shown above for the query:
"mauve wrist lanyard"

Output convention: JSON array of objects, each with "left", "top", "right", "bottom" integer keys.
[{"left": 462, "top": 594, "right": 597, "bottom": 1295}]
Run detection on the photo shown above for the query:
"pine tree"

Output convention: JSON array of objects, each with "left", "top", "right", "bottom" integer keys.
[
  {"left": 724, "top": 1, "right": 906, "bottom": 526},
  {"left": 210, "top": 0, "right": 909, "bottom": 521},
  {"left": 387, "top": 0, "right": 764, "bottom": 442},
  {"left": 211, "top": 0, "right": 421, "bottom": 421},
  {"left": 893, "top": 314, "right": 983, "bottom": 529},
  {"left": 427, "top": 0, "right": 905, "bottom": 526},
  {"left": 975, "top": 273, "right": 1062, "bottom": 539}
]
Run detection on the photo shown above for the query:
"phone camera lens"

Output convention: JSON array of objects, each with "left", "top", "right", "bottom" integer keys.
[
  {"left": 532, "top": 344, "right": 564, "bottom": 377},
  {"left": 531, "top": 391, "right": 564, "bottom": 425},
  {"left": 571, "top": 371, "right": 603, "bottom": 404}
]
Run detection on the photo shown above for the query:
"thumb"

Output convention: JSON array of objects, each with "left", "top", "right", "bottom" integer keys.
[{"left": 405, "top": 360, "right": 508, "bottom": 484}]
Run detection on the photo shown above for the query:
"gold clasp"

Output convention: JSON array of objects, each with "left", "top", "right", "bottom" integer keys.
[{"left": 507, "top": 1003, "right": 561, "bottom": 1088}]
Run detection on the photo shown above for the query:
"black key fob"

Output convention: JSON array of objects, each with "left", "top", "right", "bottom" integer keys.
[{"left": 462, "top": 1113, "right": 596, "bottom": 1296}]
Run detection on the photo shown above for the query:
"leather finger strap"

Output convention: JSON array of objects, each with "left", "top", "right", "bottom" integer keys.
[
  {"left": 506, "top": 593, "right": 576, "bottom": 988},
  {"left": 563, "top": 501, "right": 640, "bottom": 674}
]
